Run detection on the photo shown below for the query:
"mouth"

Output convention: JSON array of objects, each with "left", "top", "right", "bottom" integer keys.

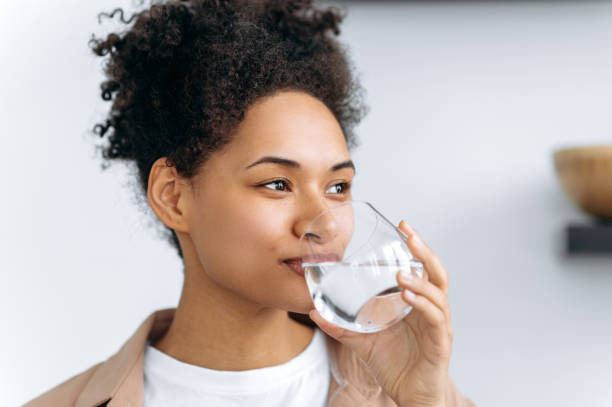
[
  {"left": 282, "top": 253, "right": 341, "bottom": 276},
  {"left": 282, "top": 258, "right": 304, "bottom": 276}
]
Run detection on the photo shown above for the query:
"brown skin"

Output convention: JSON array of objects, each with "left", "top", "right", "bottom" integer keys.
[
  {"left": 147, "top": 90, "right": 355, "bottom": 370},
  {"left": 147, "top": 90, "right": 453, "bottom": 406}
]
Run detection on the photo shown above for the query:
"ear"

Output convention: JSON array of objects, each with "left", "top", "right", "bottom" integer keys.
[{"left": 147, "top": 157, "right": 191, "bottom": 233}]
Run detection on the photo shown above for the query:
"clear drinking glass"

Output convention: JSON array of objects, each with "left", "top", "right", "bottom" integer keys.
[{"left": 299, "top": 201, "right": 423, "bottom": 333}]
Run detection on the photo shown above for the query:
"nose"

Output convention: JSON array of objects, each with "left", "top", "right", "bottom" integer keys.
[{"left": 293, "top": 201, "right": 338, "bottom": 244}]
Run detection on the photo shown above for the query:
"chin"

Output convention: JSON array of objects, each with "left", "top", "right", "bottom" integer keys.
[
  {"left": 258, "top": 264, "right": 314, "bottom": 314},
  {"left": 280, "top": 284, "right": 314, "bottom": 315}
]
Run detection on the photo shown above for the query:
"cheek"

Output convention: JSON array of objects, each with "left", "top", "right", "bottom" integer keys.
[
  {"left": 191, "top": 197, "right": 291, "bottom": 280},
  {"left": 229, "top": 200, "right": 292, "bottom": 257}
]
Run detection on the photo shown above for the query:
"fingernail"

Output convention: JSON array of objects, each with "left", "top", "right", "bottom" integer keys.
[
  {"left": 399, "top": 220, "right": 415, "bottom": 235},
  {"left": 400, "top": 269, "right": 413, "bottom": 281}
]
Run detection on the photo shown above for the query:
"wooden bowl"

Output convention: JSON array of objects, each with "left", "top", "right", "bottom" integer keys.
[{"left": 553, "top": 144, "right": 612, "bottom": 220}]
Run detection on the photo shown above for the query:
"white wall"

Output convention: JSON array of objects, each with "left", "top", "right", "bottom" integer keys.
[{"left": 1, "top": 1, "right": 611, "bottom": 406}]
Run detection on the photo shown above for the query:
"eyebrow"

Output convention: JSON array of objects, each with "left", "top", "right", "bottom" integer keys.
[{"left": 246, "top": 156, "right": 356, "bottom": 173}]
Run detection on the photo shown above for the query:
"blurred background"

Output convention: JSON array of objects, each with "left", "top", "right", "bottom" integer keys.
[{"left": 1, "top": 1, "right": 611, "bottom": 406}]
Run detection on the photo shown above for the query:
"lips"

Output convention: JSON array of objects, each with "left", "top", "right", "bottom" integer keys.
[
  {"left": 282, "top": 253, "right": 340, "bottom": 276},
  {"left": 283, "top": 258, "right": 304, "bottom": 276}
]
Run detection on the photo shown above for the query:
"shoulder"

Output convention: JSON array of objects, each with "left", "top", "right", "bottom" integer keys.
[
  {"left": 22, "top": 308, "right": 171, "bottom": 407},
  {"left": 22, "top": 362, "right": 103, "bottom": 407}
]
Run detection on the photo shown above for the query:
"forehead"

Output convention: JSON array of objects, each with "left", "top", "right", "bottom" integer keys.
[{"left": 223, "top": 90, "right": 350, "bottom": 165}]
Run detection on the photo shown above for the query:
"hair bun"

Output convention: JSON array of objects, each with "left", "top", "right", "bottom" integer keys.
[{"left": 263, "top": 0, "right": 344, "bottom": 39}]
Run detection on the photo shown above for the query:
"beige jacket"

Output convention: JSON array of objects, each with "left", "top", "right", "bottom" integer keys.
[{"left": 24, "top": 308, "right": 475, "bottom": 407}]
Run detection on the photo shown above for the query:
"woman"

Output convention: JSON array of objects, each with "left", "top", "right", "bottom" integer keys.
[{"left": 25, "top": 0, "right": 475, "bottom": 406}]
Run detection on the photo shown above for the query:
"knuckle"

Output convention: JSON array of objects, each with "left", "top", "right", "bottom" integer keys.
[
  {"left": 434, "top": 309, "right": 445, "bottom": 325},
  {"left": 434, "top": 259, "right": 449, "bottom": 282},
  {"left": 440, "top": 270, "right": 449, "bottom": 286}
]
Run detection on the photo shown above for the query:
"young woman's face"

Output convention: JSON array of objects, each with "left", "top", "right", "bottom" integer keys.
[{"left": 183, "top": 90, "right": 355, "bottom": 314}]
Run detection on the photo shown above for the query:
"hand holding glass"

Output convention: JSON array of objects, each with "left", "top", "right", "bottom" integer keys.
[{"left": 300, "top": 201, "right": 423, "bottom": 333}]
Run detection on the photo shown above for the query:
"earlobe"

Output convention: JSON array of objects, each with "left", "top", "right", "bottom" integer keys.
[{"left": 147, "top": 158, "right": 190, "bottom": 233}]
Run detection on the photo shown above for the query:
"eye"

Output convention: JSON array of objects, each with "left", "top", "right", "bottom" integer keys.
[
  {"left": 261, "top": 179, "right": 289, "bottom": 192},
  {"left": 326, "top": 182, "right": 350, "bottom": 194}
]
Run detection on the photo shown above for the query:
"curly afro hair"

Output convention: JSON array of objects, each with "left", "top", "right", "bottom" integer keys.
[{"left": 89, "top": 0, "right": 367, "bottom": 261}]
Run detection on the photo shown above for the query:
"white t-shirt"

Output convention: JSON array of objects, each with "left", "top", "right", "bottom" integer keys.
[{"left": 143, "top": 328, "right": 331, "bottom": 407}]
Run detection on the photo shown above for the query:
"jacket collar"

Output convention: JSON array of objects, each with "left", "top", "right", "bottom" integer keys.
[
  {"left": 74, "top": 308, "right": 383, "bottom": 407},
  {"left": 75, "top": 308, "right": 175, "bottom": 407}
]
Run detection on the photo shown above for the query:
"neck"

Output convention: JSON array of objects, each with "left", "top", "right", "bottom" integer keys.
[{"left": 152, "top": 262, "right": 314, "bottom": 371}]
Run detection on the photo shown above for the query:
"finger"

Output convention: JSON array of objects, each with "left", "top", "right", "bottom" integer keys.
[
  {"left": 399, "top": 221, "right": 446, "bottom": 290},
  {"left": 401, "top": 287, "right": 449, "bottom": 338},
  {"left": 397, "top": 270, "right": 450, "bottom": 321},
  {"left": 402, "top": 290, "right": 454, "bottom": 350},
  {"left": 398, "top": 221, "right": 449, "bottom": 294},
  {"left": 403, "top": 290, "right": 454, "bottom": 360}
]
